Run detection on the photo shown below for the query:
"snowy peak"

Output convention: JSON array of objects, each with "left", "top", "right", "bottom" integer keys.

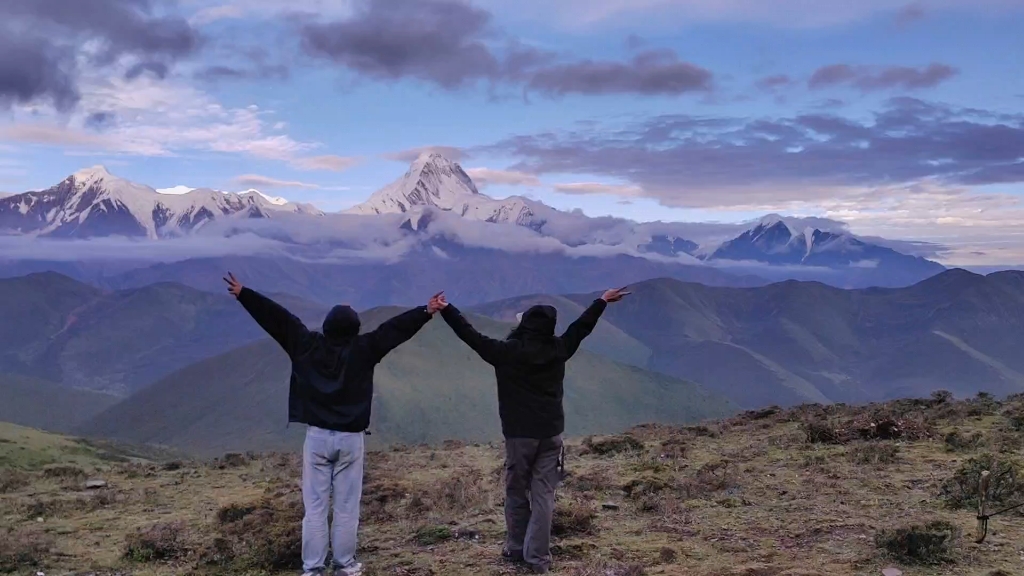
[
  {"left": 347, "top": 153, "right": 479, "bottom": 216},
  {"left": 345, "top": 153, "right": 536, "bottom": 226},
  {"left": 240, "top": 189, "right": 289, "bottom": 206}
]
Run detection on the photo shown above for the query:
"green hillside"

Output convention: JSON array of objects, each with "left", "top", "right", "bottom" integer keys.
[
  {"left": 0, "top": 373, "right": 120, "bottom": 433},
  {"left": 77, "top": 308, "right": 736, "bottom": 456},
  {"left": 526, "top": 269, "right": 1024, "bottom": 408},
  {"left": 0, "top": 272, "right": 328, "bottom": 394}
]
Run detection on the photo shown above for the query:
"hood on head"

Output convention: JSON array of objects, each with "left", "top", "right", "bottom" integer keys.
[
  {"left": 323, "top": 305, "right": 360, "bottom": 340},
  {"left": 518, "top": 304, "right": 557, "bottom": 336}
]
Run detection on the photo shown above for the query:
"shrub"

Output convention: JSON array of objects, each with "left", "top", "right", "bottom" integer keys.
[
  {"left": 801, "top": 418, "right": 844, "bottom": 444},
  {"left": 679, "top": 460, "right": 737, "bottom": 500},
  {"left": 0, "top": 528, "right": 54, "bottom": 572},
  {"left": 583, "top": 435, "right": 645, "bottom": 456},
  {"left": 1004, "top": 404, "right": 1024, "bottom": 432},
  {"left": 874, "top": 520, "right": 959, "bottom": 564},
  {"left": 940, "top": 453, "right": 1024, "bottom": 510},
  {"left": 41, "top": 465, "right": 86, "bottom": 480},
  {"left": 931, "top": 390, "right": 954, "bottom": 404},
  {"left": 552, "top": 500, "right": 597, "bottom": 537},
  {"left": 0, "top": 469, "right": 30, "bottom": 494},
  {"left": 215, "top": 495, "right": 303, "bottom": 570},
  {"left": 943, "top": 430, "right": 985, "bottom": 452},
  {"left": 216, "top": 503, "right": 257, "bottom": 524},
  {"left": 848, "top": 443, "right": 900, "bottom": 465},
  {"left": 124, "top": 521, "right": 192, "bottom": 562}
]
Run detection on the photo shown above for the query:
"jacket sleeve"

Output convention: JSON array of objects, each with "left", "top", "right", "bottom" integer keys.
[
  {"left": 236, "top": 287, "right": 312, "bottom": 358},
  {"left": 363, "top": 306, "right": 434, "bottom": 363},
  {"left": 559, "top": 298, "right": 608, "bottom": 359},
  {"left": 440, "top": 304, "right": 516, "bottom": 366}
]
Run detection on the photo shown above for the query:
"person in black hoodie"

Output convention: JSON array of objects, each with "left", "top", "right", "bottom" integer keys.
[
  {"left": 431, "top": 287, "right": 630, "bottom": 574},
  {"left": 225, "top": 273, "right": 442, "bottom": 576}
]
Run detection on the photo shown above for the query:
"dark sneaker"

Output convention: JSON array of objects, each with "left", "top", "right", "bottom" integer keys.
[{"left": 501, "top": 548, "right": 524, "bottom": 563}]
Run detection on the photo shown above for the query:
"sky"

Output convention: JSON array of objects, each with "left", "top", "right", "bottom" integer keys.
[{"left": 0, "top": 0, "right": 1023, "bottom": 265}]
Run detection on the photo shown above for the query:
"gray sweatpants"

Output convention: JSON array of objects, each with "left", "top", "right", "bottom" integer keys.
[
  {"left": 504, "top": 435, "right": 563, "bottom": 572},
  {"left": 302, "top": 426, "right": 364, "bottom": 573}
]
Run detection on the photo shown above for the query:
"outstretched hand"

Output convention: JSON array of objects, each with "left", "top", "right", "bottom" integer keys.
[
  {"left": 601, "top": 287, "right": 631, "bottom": 303},
  {"left": 223, "top": 272, "right": 244, "bottom": 298},
  {"left": 427, "top": 291, "right": 448, "bottom": 314}
]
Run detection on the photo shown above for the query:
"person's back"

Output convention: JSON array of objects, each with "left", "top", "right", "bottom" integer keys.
[
  {"left": 226, "top": 273, "right": 440, "bottom": 576},
  {"left": 435, "top": 289, "right": 629, "bottom": 574}
]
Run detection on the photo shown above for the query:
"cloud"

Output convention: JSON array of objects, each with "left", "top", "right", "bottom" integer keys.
[
  {"left": 189, "top": 4, "right": 247, "bottom": 26},
  {"left": 809, "top": 63, "right": 958, "bottom": 92},
  {"left": 464, "top": 168, "right": 540, "bottom": 187},
  {"left": 300, "top": 0, "right": 502, "bottom": 89},
  {"left": 553, "top": 183, "right": 645, "bottom": 197},
  {"left": 195, "top": 64, "right": 290, "bottom": 82},
  {"left": 757, "top": 74, "right": 795, "bottom": 90},
  {"left": 484, "top": 98, "right": 1024, "bottom": 209},
  {"left": 0, "top": 0, "right": 202, "bottom": 111},
  {"left": 894, "top": 3, "right": 927, "bottom": 27},
  {"left": 297, "top": 0, "right": 711, "bottom": 98},
  {"left": 384, "top": 146, "right": 467, "bottom": 163},
  {"left": 232, "top": 174, "right": 322, "bottom": 189},
  {"left": 291, "top": 155, "right": 362, "bottom": 171},
  {"left": 526, "top": 49, "right": 713, "bottom": 96}
]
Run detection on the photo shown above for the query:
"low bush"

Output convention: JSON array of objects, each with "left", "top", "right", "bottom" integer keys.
[{"left": 874, "top": 520, "right": 959, "bottom": 564}]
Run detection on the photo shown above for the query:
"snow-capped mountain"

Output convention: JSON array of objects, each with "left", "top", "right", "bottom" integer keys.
[
  {"left": 345, "top": 153, "right": 537, "bottom": 226},
  {"left": 707, "top": 214, "right": 945, "bottom": 275},
  {"left": 158, "top": 185, "right": 291, "bottom": 207},
  {"left": 0, "top": 166, "right": 322, "bottom": 239}
]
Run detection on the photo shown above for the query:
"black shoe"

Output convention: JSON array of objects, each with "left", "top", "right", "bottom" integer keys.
[{"left": 501, "top": 548, "right": 524, "bottom": 563}]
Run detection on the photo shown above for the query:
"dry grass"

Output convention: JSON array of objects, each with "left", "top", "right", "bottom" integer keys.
[{"left": 1, "top": 395, "right": 1023, "bottom": 575}]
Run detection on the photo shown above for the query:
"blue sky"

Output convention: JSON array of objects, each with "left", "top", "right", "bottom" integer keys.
[{"left": 1, "top": 0, "right": 1023, "bottom": 263}]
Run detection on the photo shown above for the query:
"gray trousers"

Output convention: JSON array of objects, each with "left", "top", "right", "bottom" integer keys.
[
  {"left": 504, "top": 435, "right": 563, "bottom": 572},
  {"left": 302, "top": 426, "right": 364, "bottom": 573}
]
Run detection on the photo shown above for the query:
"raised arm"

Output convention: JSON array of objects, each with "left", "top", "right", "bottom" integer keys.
[
  {"left": 227, "top": 273, "right": 311, "bottom": 358},
  {"left": 363, "top": 304, "right": 435, "bottom": 364},
  {"left": 560, "top": 287, "right": 630, "bottom": 359},
  {"left": 438, "top": 301, "right": 517, "bottom": 366}
]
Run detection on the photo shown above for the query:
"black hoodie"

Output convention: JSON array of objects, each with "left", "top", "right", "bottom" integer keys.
[
  {"left": 237, "top": 288, "right": 432, "bottom": 432},
  {"left": 440, "top": 299, "right": 607, "bottom": 438}
]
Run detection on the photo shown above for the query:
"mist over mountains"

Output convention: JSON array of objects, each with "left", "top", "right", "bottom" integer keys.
[{"left": 0, "top": 153, "right": 945, "bottom": 296}]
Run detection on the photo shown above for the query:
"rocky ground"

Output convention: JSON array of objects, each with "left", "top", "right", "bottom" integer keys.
[{"left": 1, "top": 393, "right": 1023, "bottom": 576}]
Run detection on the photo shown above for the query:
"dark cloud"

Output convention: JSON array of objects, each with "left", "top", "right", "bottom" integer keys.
[
  {"left": 125, "top": 61, "right": 169, "bottom": 80},
  {"left": 300, "top": 0, "right": 501, "bottom": 88},
  {"left": 196, "top": 64, "right": 290, "bottom": 82},
  {"left": 625, "top": 35, "right": 646, "bottom": 50},
  {"left": 299, "top": 0, "right": 712, "bottom": 97},
  {"left": 0, "top": 33, "right": 80, "bottom": 111},
  {"left": 894, "top": 3, "right": 927, "bottom": 27},
  {"left": 527, "top": 49, "right": 713, "bottom": 96},
  {"left": 481, "top": 98, "right": 1024, "bottom": 206},
  {"left": 809, "top": 63, "right": 957, "bottom": 92},
  {"left": 85, "top": 111, "right": 117, "bottom": 130},
  {"left": 0, "top": 0, "right": 201, "bottom": 110}
]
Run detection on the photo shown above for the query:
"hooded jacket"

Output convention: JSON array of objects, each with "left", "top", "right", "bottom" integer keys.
[
  {"left": 237, "top": 288, "right": 432, "bottom": 433},
  {"left": 440, "top": 299, "right": 607, "bottom": 438}
]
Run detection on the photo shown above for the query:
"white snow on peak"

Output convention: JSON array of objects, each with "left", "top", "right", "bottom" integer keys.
[
  {"left": 156, "top": 185, "right": 196, "bottom": 195},
  {"left": 240, "top": 189, "right": 289, "bottom": 206},
  {"left": 344, "top": 153, "right": 534, "bottom": 225}
]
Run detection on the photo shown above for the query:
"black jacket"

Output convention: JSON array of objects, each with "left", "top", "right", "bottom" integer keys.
[
  {"left": 237, "top": 288, "right": 432, "bottom": 433},
  {"left": 440, "top": 299, "right": 607, "bottom": 439}
]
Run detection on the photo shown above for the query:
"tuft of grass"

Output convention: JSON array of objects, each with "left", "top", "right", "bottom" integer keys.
[
  {"left": 583, "top": 435, "right": 645, "bottom": 456},
  {"left": 413, "top": 524, "right": 454, "bottom": 546},
  {"left": 847, "top": 443, "right": 900, "bottom": 465},
  {"left": 874, "top": 520, "right": 959, "bottom": 564},
  {"left": 0, "top": 469, "right": 30, "bottom": 494},
  {"left": 553, "top": 500, "right": 597, "bottom": 537},
  {"left": 0, "top": 527, "right": 54, "bottom": 572},
  {"left": 943, "top": 429, "right": 985, "bottom": 452},
  {"left": 124, "top": 521, "right": 193, "bottom": 563}
]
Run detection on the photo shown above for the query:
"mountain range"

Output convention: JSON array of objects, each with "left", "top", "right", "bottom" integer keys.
[
  {"left": 0, "top": 154, "right": 944, "bottom": 290},
  {"left": 473, "top": 269, "right": 1024, "bottom": 408},
  {"left": 76, "top": 307, "right": 735, "bottom": 456}
]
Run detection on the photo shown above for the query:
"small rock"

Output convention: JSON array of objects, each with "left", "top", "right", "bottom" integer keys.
[
  {"left": 601, "top": 502, "right": 620, "bottom": 511},
  {"left": 84, "top": 479, "right": 107, "bottom": 489},
  {"left": 882, "top": 568, "right": 902, "bottom": 576}
]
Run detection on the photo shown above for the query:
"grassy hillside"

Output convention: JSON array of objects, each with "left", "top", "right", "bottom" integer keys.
[
  {"left": 0, "top": 374, "right": 120, "bottom": 433},
  {"left": 4, "top": 395, "right": 1023, "bottom": 575},
  {"left": 0, "top": 421, "right": 179, "bottom": 470},
  {"left": 0, "top": 272, "right": 328, "bottom": 394},
  {"left": 477, "top": 270, "right": 1024, "bottom": 409},
  {"left": 77, "top": 307, "right": 735, "bottom": 456}
]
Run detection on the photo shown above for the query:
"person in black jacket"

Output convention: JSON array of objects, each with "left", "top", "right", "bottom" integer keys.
[
  {"left": 431, "top": 287, "right": 630, "bottom": 574},
  {"left": 225, "top": 273, "right": 442, "bottom": 576}
]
